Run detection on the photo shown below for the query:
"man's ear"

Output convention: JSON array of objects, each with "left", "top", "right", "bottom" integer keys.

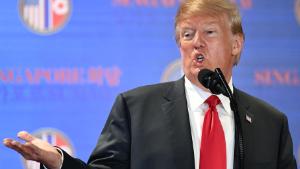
[{"left": 232, "top": 34, "right": 244, "bottom": 57}]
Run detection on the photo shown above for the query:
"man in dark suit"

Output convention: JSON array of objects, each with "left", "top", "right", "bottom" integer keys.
[{"left": 3, "top": 0, "right": 297, "bottom": 169}]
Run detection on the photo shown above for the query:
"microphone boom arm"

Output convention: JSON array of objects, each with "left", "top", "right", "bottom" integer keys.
[{"left": 214, "top": 68, "right": 244, "bottom": 169}]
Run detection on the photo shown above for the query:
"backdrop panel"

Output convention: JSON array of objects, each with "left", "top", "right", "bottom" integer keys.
[{"left": 1, "top": 0, "right": 300, "bottom": 168}]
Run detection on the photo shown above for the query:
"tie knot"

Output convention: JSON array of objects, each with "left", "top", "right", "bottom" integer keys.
[{"left": 205, "top": 95, "right": 220, "bottom": 108}]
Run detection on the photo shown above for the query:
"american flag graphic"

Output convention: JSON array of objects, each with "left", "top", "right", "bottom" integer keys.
[{"left": 19, "top": 0, "right": 71, "bottom": 34}]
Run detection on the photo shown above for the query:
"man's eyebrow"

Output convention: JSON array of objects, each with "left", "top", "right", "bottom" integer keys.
[
  {"left": 180, "top": 27, "right": 195, "bottom": 30},
  {"left": 180, "top": 21, "right": 220, "bottom": 29},
  {"left": 203, "top": 21, "right": 219, "bottom": 26}
]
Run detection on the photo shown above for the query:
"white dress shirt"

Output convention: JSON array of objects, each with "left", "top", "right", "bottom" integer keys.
[{"left": 184, "top": 76, "right": 235, "bottom": 169}]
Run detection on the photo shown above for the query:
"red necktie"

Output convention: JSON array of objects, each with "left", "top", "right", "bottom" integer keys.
[{"left": 200, "top": 95, "right": 226, "bottom": 169}]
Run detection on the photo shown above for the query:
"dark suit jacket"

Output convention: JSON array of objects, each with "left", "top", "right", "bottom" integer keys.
[{"left": 47, "top": 77, "right": 297, "bottom": 169}]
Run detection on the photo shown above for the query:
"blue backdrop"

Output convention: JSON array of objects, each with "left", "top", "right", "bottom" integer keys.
[{"left": 1, "top": 0, "right": 300, "bottom": 168}]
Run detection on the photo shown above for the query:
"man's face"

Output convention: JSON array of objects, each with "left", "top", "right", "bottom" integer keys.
[{"left": 178, "top": 14, "right": 243, "bottom": 89}]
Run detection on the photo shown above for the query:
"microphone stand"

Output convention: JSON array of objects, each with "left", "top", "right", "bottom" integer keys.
[{"left": 215, "top": 68, "right": 244, "bottom": 169}]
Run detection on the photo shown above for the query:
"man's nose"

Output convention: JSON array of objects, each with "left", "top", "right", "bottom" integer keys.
[{"left": 193, "top": 33, "right": 205, "bottom": 50}]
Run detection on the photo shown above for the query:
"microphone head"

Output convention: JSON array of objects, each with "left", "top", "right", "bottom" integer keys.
[
  {"left": 197, "top": 69, "right": 215, "bottom": 89},
  {"left": 197, "top": 69, "right": 222, "bottom": 95}
]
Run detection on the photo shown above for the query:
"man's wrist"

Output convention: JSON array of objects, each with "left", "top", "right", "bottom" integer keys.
[
  {"left": 42, "top": 147, "right": 64, "bottom": 169},
  {"left": 55, "top": 147, "right": 64, "bottom": 169}
]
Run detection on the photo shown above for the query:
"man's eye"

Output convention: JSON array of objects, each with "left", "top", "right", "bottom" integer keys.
[
  {"left": 205, "top": 30, "right": 216, "bottom": 35},
  {"left": 182, "top": 31, "right": 194, "bottom": 40},
  {"left": 184, "top": 32, "right": 191, "bottom": 37}
]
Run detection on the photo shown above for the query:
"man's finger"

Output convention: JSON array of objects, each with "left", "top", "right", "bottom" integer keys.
[
  {"left": 3, "top": 139, "right": 21, "bottom": 149},
  {"left": 4, "top": 139, "right": 25, "bottom": 153},
  {"left": 3, "top": 138, "right": 27, "bottom": 150},
  {"left": 4, "top": 139, "right": 36, "bottom": 160},
  {"left": 17, "top": 131, "right": 34, "bottom": 142},
  {"left": 3, "top": 138, "right": 13, "bottom": 146}
]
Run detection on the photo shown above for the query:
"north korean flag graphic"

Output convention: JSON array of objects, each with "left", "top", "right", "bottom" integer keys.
[{"left": 19, "top": 0, "right": 71, "bottom": 34}]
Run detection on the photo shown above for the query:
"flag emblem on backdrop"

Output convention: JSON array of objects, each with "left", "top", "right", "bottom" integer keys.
[
  {"left": 19, "top": 0, "right": 72, "bottom": 35},
  {"left": 22, "top": 128, "right": 74, "bottom": 169}
]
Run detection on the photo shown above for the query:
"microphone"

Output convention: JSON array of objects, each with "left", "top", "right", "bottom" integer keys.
[
  {"left": 197, "top": 69, "right": 229, "bottom": 97},
  {"left": 198, "top": 68, "right": 244, "bottom": 167}
]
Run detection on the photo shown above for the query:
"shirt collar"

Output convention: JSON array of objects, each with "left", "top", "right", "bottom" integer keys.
[{"left": 184, "top": 76, "right": 233, "bottom": 116}]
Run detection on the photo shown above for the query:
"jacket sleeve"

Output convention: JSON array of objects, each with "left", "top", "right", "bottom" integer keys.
[
  {"left": 40, "top": 94, "right": 131, "bottom": 169},
  {"left": 87, "top": 93, "right": 131, "bottom": 169},
  {"left": 277, "top": 114, "right": 297, "bottom": 169}
]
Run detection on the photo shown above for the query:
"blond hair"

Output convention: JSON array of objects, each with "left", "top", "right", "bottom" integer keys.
[{"left": 175, "top": 0, "right": 245, "bottom": 64}]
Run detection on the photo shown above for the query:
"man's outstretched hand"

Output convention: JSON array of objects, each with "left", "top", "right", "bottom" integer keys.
[{"left": 3, "top": 131, "right": 63, "bottom": 169}]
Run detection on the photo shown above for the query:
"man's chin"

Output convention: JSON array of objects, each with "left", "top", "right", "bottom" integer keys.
[{"left": 185, "top": 74, "right": 198, "bottom": 83}]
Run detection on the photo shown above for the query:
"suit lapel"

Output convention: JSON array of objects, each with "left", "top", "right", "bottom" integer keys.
[{"left": 161, "top": 77, "right": 195, "bottom": 169}]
